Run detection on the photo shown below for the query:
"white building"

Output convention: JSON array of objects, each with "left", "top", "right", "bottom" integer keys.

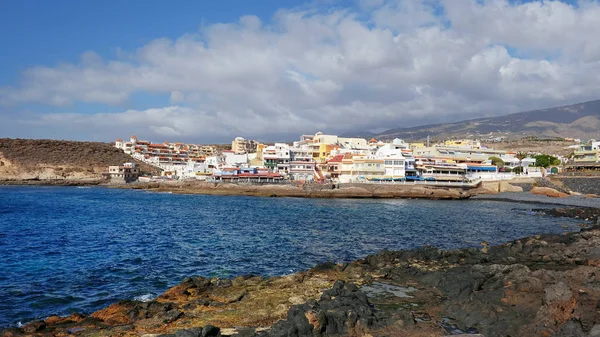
[
  {"left": 375, "top": 139, "right": 407, "bottom": 178},
  {"left": 222, "top": 151, "right": 249, "bottom": 167},
  {"left": 263, "top": 143, "right": 291, "bottom": 173}
]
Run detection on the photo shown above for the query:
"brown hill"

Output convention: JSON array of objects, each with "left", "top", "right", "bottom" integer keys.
[
  {"left": 0, "top": 138, "right": 159, "bottom": 183},
  {"left": 372, "top": 99, "right": 600, "bottom": 141}
]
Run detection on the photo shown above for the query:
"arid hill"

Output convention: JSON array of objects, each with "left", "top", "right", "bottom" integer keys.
[
  {"left": 0, "top": 138, "right": 159, "bottom": 183},
  {"left": 344, "top": 99, "right": 600, "bottom": 141}
]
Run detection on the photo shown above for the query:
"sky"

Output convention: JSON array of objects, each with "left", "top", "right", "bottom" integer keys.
[{"left": 1, "top": 0, "right": 599, "bottom": 143}]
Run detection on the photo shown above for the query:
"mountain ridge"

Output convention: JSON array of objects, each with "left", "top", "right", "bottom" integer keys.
[{"left": 365, "top": 99, "right": 600, "bottom": 141}]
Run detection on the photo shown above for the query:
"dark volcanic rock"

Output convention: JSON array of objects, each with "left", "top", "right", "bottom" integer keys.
[
  {"left": 264, "top": 280, "right": 376, "bottom": 337},
  {"left": 6, "top": 206, "right": 600, "bottom": 337}
]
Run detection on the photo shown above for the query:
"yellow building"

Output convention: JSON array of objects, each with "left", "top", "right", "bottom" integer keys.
[
  {"left": 410, "top": 142, "right": 426, "bottom": 150},
  {"left": 444, "top": 139, "right": 481, "bottom": 149},
  {"left": 317, "top": 144, "right": 339, "bottom": 162},
  {"left": 255, "top": 143, "right": 265, "bottom": 161}
]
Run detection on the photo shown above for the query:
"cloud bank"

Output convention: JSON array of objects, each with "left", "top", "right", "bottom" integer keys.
[{"left": 2, "top": 0, "right": 600, "bottom": 142}]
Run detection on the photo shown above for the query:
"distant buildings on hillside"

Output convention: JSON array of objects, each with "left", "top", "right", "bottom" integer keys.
[{"left": 120, "top": 133, "right": 600, "bottom": 183}]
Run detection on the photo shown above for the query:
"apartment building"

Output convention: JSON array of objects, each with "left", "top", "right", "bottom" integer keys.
[
  {"left": 262, "top": 143, "right": 291, "bottom": 173},
  {"left": 108, "top": 162, "right": 139, "bottom": 183},
  {"left": 573, "top": 139, "right": 600, "bottom": 169}
]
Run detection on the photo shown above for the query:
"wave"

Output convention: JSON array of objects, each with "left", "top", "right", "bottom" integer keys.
[{"left": 133, "top": 293, "right": 155, "bottom": 302}]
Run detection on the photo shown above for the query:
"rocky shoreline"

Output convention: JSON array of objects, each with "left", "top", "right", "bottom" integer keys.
[
  {"left": 4, "top": 207, "right": 600, "bottom": 337},
  {"left": 112, "top": 181, "right": 476, "bottom": 200},
  {"left": 2, "top": 177, "right": 599, "bottom": 201},
  {"left": 0, "top": 178, "right": 107, "bottom": 186}
]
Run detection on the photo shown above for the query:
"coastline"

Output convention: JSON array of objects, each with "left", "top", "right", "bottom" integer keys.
[
  {"left": 0, "top": 178, "right": 107, "bottom": 186},
  {"left": 111, "top": 181, "right": 477, "bottom": 199},
  {"left": 5, "top": 206, "right": 600, "bottom": 337}
]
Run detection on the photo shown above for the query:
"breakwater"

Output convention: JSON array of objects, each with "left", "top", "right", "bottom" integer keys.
[{"left": 554, "top": 176, "right": 600, "bottom": 195}]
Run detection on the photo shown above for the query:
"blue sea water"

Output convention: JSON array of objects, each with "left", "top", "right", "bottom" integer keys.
[{"left": 0, "top": 186, "right": 586, "bottom": 327}]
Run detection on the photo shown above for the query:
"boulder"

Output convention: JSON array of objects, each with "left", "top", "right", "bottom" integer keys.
[
  {"left": 499, "top": 181, "right": 523, "bottom": 192},
  {"left": 531, "top": 186, "right": 569, "bottom": 198}
]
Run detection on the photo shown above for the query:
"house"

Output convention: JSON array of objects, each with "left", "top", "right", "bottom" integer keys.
[
  {"left": 339, "top": 155, "right": 385, "bottom": 183},
  {"left": 262, "top": 143, "right": 291, "bottom": 173},
  {"left": 289, "top": 161, "right": 317, "bottom": 181},
  {"left": 375, "top": 139, "right": 407, "bottom": 179},
  {"left": 572, "top": 139, "right": 600, "bottom": 169},
  {"left": 325, "top": 154, "right": 345, "bottom": 180},
  {"left": 108, "top": 162, "right": 140, "bottom": 183}
]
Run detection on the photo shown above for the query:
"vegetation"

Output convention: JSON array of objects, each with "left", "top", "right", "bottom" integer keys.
[
  {"left": 512, "top": 166, "right": 523, "bottom": 174},
  {"left": 533, "top": 154, "right": 561, "bottom": 168},
  {"left": 489, "top": 156, "right": 505, "bottom": 167}
]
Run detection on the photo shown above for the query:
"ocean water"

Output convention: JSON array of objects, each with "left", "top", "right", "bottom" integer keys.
[{"left": 0, "top": 186, "right": 587, "bottom": 327}]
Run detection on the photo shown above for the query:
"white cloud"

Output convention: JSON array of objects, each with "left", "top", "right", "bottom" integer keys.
[{"left": 1, "top": 0, "right": 600, "bottom": 142}]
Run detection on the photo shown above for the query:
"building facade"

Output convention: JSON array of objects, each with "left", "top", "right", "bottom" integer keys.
[{"left": 108, "top": 162, "right": 140, "bottom": 183}]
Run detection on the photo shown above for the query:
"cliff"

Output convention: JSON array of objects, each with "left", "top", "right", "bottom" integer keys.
[{"left": 0, "top": 138, "right": 158, "bottom": 184}]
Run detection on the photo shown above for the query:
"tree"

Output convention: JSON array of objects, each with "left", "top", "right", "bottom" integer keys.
[
  {"left": 512, "top": 166, "right": 523, "bottom": 174},
  {"left": 489, "top": 156, "right": 505, "bottom": 167},
  {"left": 534, "top": 154, "right": 560, "bottom": 168}
]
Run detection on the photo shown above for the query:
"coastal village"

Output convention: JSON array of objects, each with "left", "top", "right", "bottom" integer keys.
[{"left": 108, "top": 133, "right": 600, "bottom": 184}]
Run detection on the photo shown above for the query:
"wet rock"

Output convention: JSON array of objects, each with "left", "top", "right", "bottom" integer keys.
[{"left": 22, "top": 321, "right": 45, "bottom": 334}]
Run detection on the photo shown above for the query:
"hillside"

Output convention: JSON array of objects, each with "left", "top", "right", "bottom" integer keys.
[
  {"left": 372, "top": 99, "right": 600, "bottom": 141},
  {"left": 0, "top": 138, "right": 158, "bottom": 183}
]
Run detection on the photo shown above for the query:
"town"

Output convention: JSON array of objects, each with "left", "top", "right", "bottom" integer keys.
[{"left": 108, "top": 133, "right": 600, "bottom": 184}]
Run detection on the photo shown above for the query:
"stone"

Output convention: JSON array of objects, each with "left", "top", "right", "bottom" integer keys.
[
  {"left": 175, "top": 327, "right": 202, "bottom": 337},
  {"left": 544, "top": 282, "right": 572, "bottom": 304},
  {"left": 22, "top": 321, "right": 46, "bottom": 334},
  {"left": 531, "top": 186, "right": 569, "bottom": 198},
  {"left": 201, "top": 325, "right": 220, "bottom": 337},
  {"left": 589, "top": 325, "right": 600, "bottom": 337},
  {"left": 288, "top": 296, "right": 306, "bottom": 305},
  {"left": 500, "top": 181, "right": 523, "bottom": 192}
]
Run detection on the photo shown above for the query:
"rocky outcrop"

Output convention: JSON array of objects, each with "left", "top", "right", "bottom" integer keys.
[
  {"left": 499, "top": 181, "right": 524, "bottom": 192},
  {"left": 7, "top": 207, "right": 600, "bottom": 337},
  {"left": 531, "top": 186, "right": 570, "bottom": 198},
  {"left": 120, "top": 181, "right": 475, "bottom": 200}
]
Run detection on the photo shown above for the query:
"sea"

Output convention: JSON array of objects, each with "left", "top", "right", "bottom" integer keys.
[{"left": 0, "top": 186, "right": 589, "bottom": 327}]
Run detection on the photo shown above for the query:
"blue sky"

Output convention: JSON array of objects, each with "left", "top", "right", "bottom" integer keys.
[
  {"left": 0, "top": 0, "right": 598, "bottom": 142},
  {"left": 0, "top": 0, "right": 307, "bottom": 84}
]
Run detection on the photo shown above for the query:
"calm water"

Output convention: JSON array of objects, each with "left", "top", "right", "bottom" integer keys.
[{"left": 0, "top": 186, "right": 585, "bottom": 327}]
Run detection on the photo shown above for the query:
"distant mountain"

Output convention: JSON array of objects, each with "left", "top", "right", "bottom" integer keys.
[
  {"left": 339, "top": 130, "right": 377, "bottom": 139},
  {"left": 369, "top": 100, "right": 600, "bottom": 141}
]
